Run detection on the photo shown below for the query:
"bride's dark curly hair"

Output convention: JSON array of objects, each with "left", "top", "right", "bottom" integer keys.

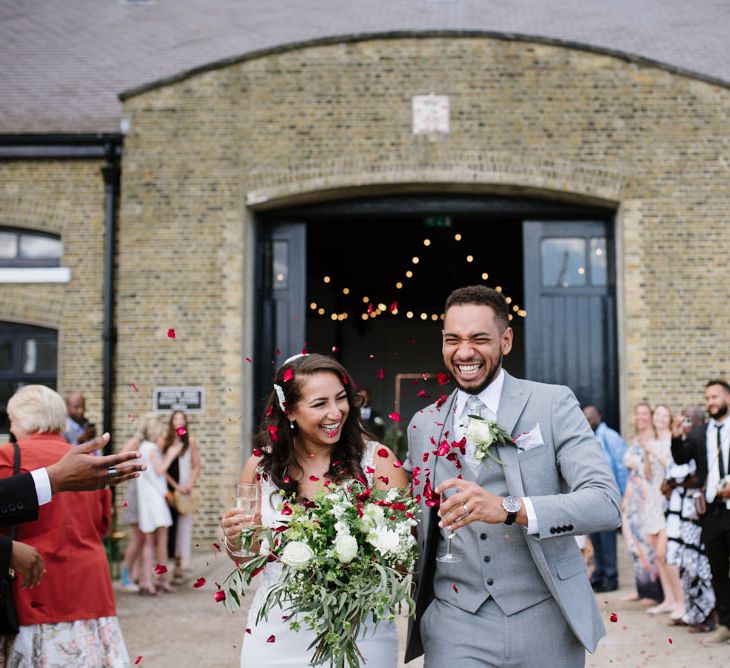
[{"left": 253, "top": 353, "right": 366, "bottom": 499}]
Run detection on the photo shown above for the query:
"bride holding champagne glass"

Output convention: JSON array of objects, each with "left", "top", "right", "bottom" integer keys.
[{"left": 220, "top": 353, "right": 408, "bottom": 667}]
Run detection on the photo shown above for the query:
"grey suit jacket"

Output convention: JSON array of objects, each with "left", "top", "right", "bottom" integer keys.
[{"left": 404, "top": 371, "right": 621, "bottom": 661}]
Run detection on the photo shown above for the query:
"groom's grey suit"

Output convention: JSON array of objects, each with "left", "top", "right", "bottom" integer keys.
[{"left": 404, "top": 371, "right": 621, "bottom": 665}]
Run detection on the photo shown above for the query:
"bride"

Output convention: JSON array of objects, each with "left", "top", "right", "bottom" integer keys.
[{"left": 221, "top": 353, "right": 408, "bottom": 667}]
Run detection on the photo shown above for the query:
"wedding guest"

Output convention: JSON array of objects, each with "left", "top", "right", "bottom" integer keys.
[
  {"left": 63, "top": 390, "right": 97, "bottom": 446},
  {"left": 163, "top": 411, "right": 201, "bottom": 584},
  {"left": 583, "top": 405, "right": 628, "bottom": 592},
  {"left": 0, "top": 385, "right": 130, "bottom": 665},
  {"left": 664, "top": 406, "right": 716, "bottom": 632},
  {"left": 137, "top": 418, "right": 180, "bottom": 595},
  {"left": 357, "top": 387, "right": 384, "bottom": 439},
  {"left": 671, "top": 380, "right": 730, "bottom": 646},
  {"left": 119, "top": 413, "right": 161, "bottom": 593},
  {"left": 622, "top": 403, "right": 664, "bottom": 605},
  {"left": 644, "top": 404, "right": 684, "bottom": 617}
]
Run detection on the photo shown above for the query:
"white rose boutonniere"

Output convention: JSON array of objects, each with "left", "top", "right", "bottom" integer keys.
[{"left": 467, "top": 415, "right": 516, "bottom": 466}]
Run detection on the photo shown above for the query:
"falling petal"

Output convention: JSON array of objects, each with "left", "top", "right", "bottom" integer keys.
[
  {"left": 268, "top": 425, "right": 280, "bottom": 442},
  {"left": 417, "top": 390, "right": 428, "bottom": 398},
  {"left": 266, "top": 635, "right": 276, "bottom": 643},
  {"left": 309, "top": 476, "right": 320, "bottom": 482},
  {"left": 341, "top": 374, "right": 349, "bottom": 385},
  {"left": 252, "top": 448, "right": 262, "bottom": 457},
  {"left": 435, "top": 394, "right": 449, "bottom": 408},
  {"left": 452, "top": 584, "right": 458, "bottom": 593},
  {"left": 367, "top": 303, "right": 374, "bottom": 314},
  {"left": 389, "top": 301, "right": 398, "bottom": 313},
  {"left": 274, "top": 349, "right": 281, "bottom": 356},
  {"left": 609, "top": 613, "right": 618, "bottom": 623},
  {"left": 435, "top": 441, "right": 450, "bottom": 457},
  {"left": 436, "top": 372, "right": 451, "bottom": 386},
  {"left": 122, "top": 500, "right": 128, "bottom": 509},
  {"left": 388, "top": 412, "right": 401, "bottom": 422},
  {"left": 283, "top": 368, "right": 294, "bottom": 383},
  {"left": 377, "top": 369, "right": 384, "bottom": 380},
  {"left": 282, "top": 475, "right": 292, "bottom": 484},
  {"left": 212, "top": 543, "right": 221, "bottom": 552},
  {"left": 378, "top": 476, "right": 389, "bottom": 484},
  {"left": 365, "top": 466, "right": 376, "bottom": 474},
  {"left": 176, "top": 426, "right": 187, "bottom": 437},
  {"left": 422, "top": 452, "right": 430, "bottom": 462},
  {"left": 167, "top": 328, "right": 176, "bottom": 339},
  {"left": 377, "top": 447, "right": 389, "bottom": 458},
  {"left": 130, "top": 382, "right": 138, "bottom": 392},
  {"left": 154, "top": 564, "right": 168, "bottom": 575},
  {"left": 393, "top": 460, "right": 403, "bottom": 468},
  {"left": 135, "top": 658, "right": 143, "bottom": 665},
  {"left": 281, "top": 504, "right": 293, "bottom": 516},
  {"left": 245, "top": 357, "right": 253, "bottom": 363},
  {"left": 214, "top": 590, "right": 225, "bottom": 603},
  {"left": 668, "top": 638, "right": 672, "bottom": 644},
  {"left": 193, "top": 578, "right": 206, "bottom": 588},
  {"left": 245, "top": 628, "right": 252, "bottom": 635}
]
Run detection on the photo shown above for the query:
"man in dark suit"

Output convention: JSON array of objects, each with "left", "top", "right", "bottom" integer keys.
[{"left": 671, "top": 379, "right": 730, "bottom": 646}]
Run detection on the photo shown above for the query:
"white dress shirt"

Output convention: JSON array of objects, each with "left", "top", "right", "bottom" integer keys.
[
  {"left": 706, "top": 418, "right": 730, "bottom": 508},
  {"left": 30, "top": 468, "right": 53, "bottom": 505},
  {"left": 453, "top": 369, "right": 539, "bottom": 534}
]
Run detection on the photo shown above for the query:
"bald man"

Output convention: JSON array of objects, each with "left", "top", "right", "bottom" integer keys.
[{"left": 63, "top": 391, "right": 96, "bottom": 445}]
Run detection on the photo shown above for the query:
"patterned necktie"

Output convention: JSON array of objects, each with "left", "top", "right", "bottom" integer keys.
[{"left": 464, "top": 395, "right": 485, "bottom": 474}]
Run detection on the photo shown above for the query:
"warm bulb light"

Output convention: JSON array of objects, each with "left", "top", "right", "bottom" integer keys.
[
  {"left": 310, "top": 302, "right": 317, "bottom": 310},
  {"left": 323, "top": 276, "right": 331, "bottom": 284},
  {"left": 412, "top": 257, "right": 420, "bottom": 264},
  {"left": 396, "top": 281, "right": 403, "bottom": 289},
  {"left": 342, "top": 287, "right": 350, "bottom": 295},
  {"left": 423, "top": 239, "right": 431, "bottom": 246},
  {"left": 406, "top": 311, "right": 414, "bottom": 319},
  {"left": 454, "top": 233, "right": 462, "bottom": 241},
  {"left": 420, "top": 313, "right": 428, "bottom": 320},
  {"left": 405, "top": 270, "right": 413, "bottom": 278},
  {"left": 481, "top": 272, "right": 488, "bottom": 280},
  {"left": 466, "top": 255, "right": 473, "bottom": 263},
  {"left": 363, "top": 296, "right": 369, "bottom": 303}
]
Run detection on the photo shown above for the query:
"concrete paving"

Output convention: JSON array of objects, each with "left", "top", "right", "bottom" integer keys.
[{"left": 116, "top": 541, "right": 727, "bottom": 667}]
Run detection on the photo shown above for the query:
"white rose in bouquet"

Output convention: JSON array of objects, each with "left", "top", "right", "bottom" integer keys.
[
  {"left": 334, "top": 533, "right": 358, "bottom": 563},
  {"left": 467, "top": 417, "right": 495, "bottom": 449},
  {"left": 281, "top": 541, "right": 314, "bottom": 570},
  {"left": 357, "top": 504, "right": 385, "bottom": 533},
  {"left": 368, "top": 527, "right": 401, "bottom": 555}
]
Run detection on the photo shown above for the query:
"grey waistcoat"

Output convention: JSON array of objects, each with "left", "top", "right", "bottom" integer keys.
[{"left": 432, "top": 450, "right": 551, "bottom": 615}]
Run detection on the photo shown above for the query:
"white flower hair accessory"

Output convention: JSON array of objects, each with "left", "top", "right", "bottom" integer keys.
[{"left": 273, "top": 383, "right": 287, "bottom": 413}]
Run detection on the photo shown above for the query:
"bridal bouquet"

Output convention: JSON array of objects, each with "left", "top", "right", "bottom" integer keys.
[{"left": 222, "top": 479, "right": 418, "bottom": 668}]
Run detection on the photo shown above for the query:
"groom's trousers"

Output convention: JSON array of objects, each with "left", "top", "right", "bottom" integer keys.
[{"left": 420, "top": 595, "right": 584, "bottom": 668}]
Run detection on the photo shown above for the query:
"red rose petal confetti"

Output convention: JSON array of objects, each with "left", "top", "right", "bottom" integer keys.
[
  {"left": 377, "top": 447, "right": 389, "bottom": 458},
  {"left": 435, "top": 394, "right": 449, "bottom": 408},
  {"left": 268, "top": 425, "right": 279, "bottom": 442},
  {"left": 282, "top": 475, "right": 292, "bottom": 484},
  {"left": 167, "top": 328, "right": 176, "bottom": 339},
  {"left": 135, "top": 657, "right": 143, "bottom": 665},
  {"left": 212, "top": 542, "right": 221, "bottom": 552},
  {"left": 176, "top": 426, "right": 187, "bottom": 437},
  {"left": 245, "top": 628, "right": 252, "bottom": 635},
  {"left": 341, "top": 373, "right": 349, "bottom": 385},
  {"left": 266, "top": 635, "right": 276, "bottom": 643},
  {"left": 214, "top": 590, "right": 226, "bottom": 603},
  {"left": 365, "top": 466, "right": 376, "bottom": 474},
  {"left": 193, "top": 577, "right": 206, "bottom": 588},
  {"left": 389, "top": 301, "right": 398, "bottom": 313},
  {"left": 378, "top": 476, "right": 389, "bottom": 484},
  {"left": 377, "top": 368, "right": 384, "bottom": 380},
  {"left": 309, "top": 476, "right": 320, "bottom": 482},
  {"left": 609, "top": 613, "right": 618, "bottom": 623},
  {"left": 154, "top": 564, "right": 168, "bottom": 575},
  {"left": 122, "top": 500, "right": 128, "bottom": 509},
  {"left": 388, "top": 412, "right": 400, "bottom": 422},
  {"left": 130, "top": 382, "right": 138, "bottom": 392},
  {"left": 252, "top": 448, "right": 262, "bottom": 457},
  {"left": 331, "top": 346, "right": 339, "bottom": 353},
  {"left": 393, "top": 460, "right": 403, "bottom": 468},
  {"left": 436, "top": 372, "right": 450, "bottom": 385},
  {"left": 283, "top": 368, "right": 294, "bottom": 383},
  {"left": 367, "top": 303, "right": 374, "bottom": 314},
  {"left": 245, "top": 356, "right": 253, "bottom": 363},
  {"left": 452, "top": 584, "right": 458, "bottom": 593}
]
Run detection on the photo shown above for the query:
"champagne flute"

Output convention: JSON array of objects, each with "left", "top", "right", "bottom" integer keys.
[
  {"left": 436, "top": 490, "right": 462, "bottom": 563},
  {"left": 231, "top": 483, "right": 259, "bottom": 557}
]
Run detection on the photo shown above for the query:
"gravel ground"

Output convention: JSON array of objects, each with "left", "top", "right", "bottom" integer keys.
[{"left": 116, "top": 539, "right": 726, "bottom": 667}]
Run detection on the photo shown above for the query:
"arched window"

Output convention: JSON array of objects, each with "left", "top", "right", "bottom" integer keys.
[
  {"left": 0, "top": 322, "right": 58, "bottom": 438},
  {"left": 0, "top": 228, "right": 63, "bottom": 267}
]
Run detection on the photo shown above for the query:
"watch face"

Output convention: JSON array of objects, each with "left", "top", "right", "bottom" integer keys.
[{"left": 502, "top": 496, "right": 521, "bottom": 513}]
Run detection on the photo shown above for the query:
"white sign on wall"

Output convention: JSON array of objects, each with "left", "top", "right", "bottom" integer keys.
[
  {"left": 412, "top": 95, "right": 450, "bottom": 136},
  {"left": 153, "top": 386, "right": 205, "bottom": 413}
]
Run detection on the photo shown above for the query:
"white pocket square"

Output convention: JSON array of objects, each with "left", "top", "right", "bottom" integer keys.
[{"left": 514, "top": 423, "right": 544, "bottom": 452}]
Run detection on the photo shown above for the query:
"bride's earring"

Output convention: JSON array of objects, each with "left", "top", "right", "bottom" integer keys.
[{"left": 289, "top": 420, "right": 298, "bottom": 434}]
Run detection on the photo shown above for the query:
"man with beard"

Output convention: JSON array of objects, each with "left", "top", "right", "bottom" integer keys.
[
  {"left": 671, "top": 380, "right": 730, "bottom": 646},
  {"left": 404, "top": 285, "right": 621, "bottom": 667}
]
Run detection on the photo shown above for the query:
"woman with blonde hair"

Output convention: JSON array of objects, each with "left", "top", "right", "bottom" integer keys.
[{"left": 0, "top": 385, "right": 129, "bottom": 666}]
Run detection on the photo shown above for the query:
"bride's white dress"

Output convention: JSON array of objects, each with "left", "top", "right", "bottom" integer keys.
[{"left": 240, "top": 441, "right": 399, "bottom": 667}]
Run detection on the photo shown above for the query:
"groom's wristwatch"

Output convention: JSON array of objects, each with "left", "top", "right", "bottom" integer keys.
[{"left": 501, "top": 496, "right": 522, "bottom": 525}]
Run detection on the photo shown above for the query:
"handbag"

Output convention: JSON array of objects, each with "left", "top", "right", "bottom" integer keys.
[
  {"left": 0, "top": 443, "right": 21, "bottom": 635},
  {"left": 172, "top": 489, "right": 199, "bottom": 516}
]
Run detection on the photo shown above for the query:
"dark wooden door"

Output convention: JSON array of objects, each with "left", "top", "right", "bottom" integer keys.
[
  {"left": 254, "top": 222, "right": 306, "bottom": 410},
  {"left": 523, "top": 221, "right": 618, "bottom": 427}
]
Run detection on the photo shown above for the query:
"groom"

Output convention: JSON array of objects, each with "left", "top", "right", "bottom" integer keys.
[{"left": 404, "top": 286, "right": 621, "bottom": 667}]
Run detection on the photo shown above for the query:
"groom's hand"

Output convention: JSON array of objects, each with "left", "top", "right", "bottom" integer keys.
[{"left": 436, "top": 478, "right": 526, "bottom": 530}]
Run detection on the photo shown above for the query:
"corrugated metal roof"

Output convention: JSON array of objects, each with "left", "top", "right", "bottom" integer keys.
[{"left": 1, "top": 0, "right": 728, "bottom": 133}]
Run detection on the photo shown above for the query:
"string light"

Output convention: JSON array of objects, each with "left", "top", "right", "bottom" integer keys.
[
  {"left": 454, "top": 233, "right": 462, "bottom": 241},
  {"left": 310, "top": 302, "right": 317, "bottom": 310},
  {"left": 481, "top": 272, "right": 488, "bottom": 280},
  {"left": 412, "top": 257, "right": 420, "bottom": 264},
  {"left": 323, "top": 276, "right": 331, "bottom": 284},
  {"left": 342, "top": 287, "right": 350, "bottom": 295},
  {"left": 406, "top": 311, "right": 414, "bottom": 319},
  {"left": 317, "top": 307, "right": 325, "bottom": 315},
  {"left": 395, "top": 281, "right": 403, "bottom": 289},
  {"left": 420, "top": 313, "right": 428, "bottom": 320},
  {"left": 362, "top": 296, "right": 369, "bottom": 303},
  {"left": 505, "top": 297, "right": 512, "bottom": 304},
  {"left": 466, "top": 255, "right": 474, "bottom": 263},
  {"left": 423, "top": 239, "right": 431, "bottom": 246},
  {"left": 405, "top": 270, "right": 413, "bottom": 278}
]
